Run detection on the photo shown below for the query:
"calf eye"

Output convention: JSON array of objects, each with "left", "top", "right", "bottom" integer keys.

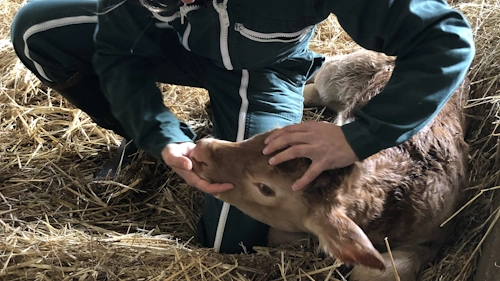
[{"left": 255, "top": 183, "right": 275, "bottom": 197}]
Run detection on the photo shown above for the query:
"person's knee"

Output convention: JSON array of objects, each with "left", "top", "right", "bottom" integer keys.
[
  {"left": 10, "top": 0, "right": 98, "bottom": 86},
  {"left": 10, "top": 0, "right": 54, "bottom": 82},
  {"left": 10, "top": 1, "right": 40, "bottom": 52}
]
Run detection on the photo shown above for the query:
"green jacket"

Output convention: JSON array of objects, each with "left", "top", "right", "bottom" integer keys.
[{"left": 93, "top": 0, "right": 475, "bottom": 160}]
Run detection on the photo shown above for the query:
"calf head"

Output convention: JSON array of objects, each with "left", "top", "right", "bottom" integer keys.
[{"left": 189, "top": 131, "right": 385, "bottom": 270}]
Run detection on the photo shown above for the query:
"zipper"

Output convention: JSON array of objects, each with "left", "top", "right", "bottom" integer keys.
[
  {"left": 235, "top": 23, "right": 313, "bottom": 43},
  {"left": 212, "top": 0, "right": 233, "bottom": 70},
  {"left": 152, "top": 11, "right": 180, "bottom": 23},
  {"left": 182, "top": 23, "right": 192, "bottom": 51},
  {"left": 179, "top": 4, "right": 201, "bottom": 25},
  {"left": 23, "top": 15, "right": 98, "bottom": 82},
  {"left": 155, "top": 22, "right": 174, "bottom": 29},
  {"left": 212, "top": 69, "right": 249, "bottom": 253},
  {"left": 153, "top": 5, "right": 199, "bottom": 49},
  {"left": 213, "top": 202, "right": 231, "bottom": 253},
  {"left": 212, "top": 0, "right": 234, "bottom": 253},
  {"left": 212, "top": 0, "right": 234, "bottom": 252},
  {"left": 236, "top": 70, "right": 250, "bottom": 143},
  {"left": 178, "top": 5, "right": 201, "bottom": 50},
  {"left": 152, "top": 5, "right": 200, "bottom": 25}
]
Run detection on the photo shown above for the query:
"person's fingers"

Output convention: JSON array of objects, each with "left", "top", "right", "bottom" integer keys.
[
  {"left": 268, "top": 144, "right": 310, "bottom": 165},
  {"left": 263, "top": 131, "right": 311, "bottom": 155},
  {"left": 264, "top": 128, "right": 286, "bottom": 145},
  {"left": 162, "top": 143, "right": 196, "bottom": 169},
  {"left": 179, "top": 156, "right": 193, "bottom": 170},
  {"left": 173, "top": 167, "right": 234, "bottom": 194},
  {"left": 262, "top": 137, "right": 289, "bottom": 155},
  {"left": 292, "top": 162, "right": 325, "bottom": 191},
  {"left": 165, "top": 154, "right": 192, "bottom": 170},
  {"left": 264, "top": 123, "right": 309, "bottom": 144}
]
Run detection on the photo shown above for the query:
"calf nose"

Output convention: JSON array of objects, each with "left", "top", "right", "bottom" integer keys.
[{"left": 189, "top": 138, "right": 215, "bottom": 171}]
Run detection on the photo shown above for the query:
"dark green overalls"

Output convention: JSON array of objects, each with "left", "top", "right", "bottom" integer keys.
[{"left": 10, "top": 0, "right": 474, "bottom": 253}]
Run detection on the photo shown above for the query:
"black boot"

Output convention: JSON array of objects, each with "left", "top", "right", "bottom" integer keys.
[
  {"left": 94, "top": 138, "right": 139, "bottom": 179},
  {"left": 51, "top": 72, "right": 139, "bottom": 178}
]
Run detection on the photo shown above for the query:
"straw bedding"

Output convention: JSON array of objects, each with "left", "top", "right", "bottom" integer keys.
[{"left": 1, "top": 0, "right": 499, "bottom": 280}]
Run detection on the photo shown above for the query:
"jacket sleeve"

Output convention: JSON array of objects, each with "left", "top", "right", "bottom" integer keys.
[
  {"left": 92, "top": 0, "right": 195, "bottom": 160},
  {"left": 314, "top": 0, "right": 475, "bottom": 160}
]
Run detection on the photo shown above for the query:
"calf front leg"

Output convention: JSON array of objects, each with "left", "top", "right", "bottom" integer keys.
[
  {"left": 302, "top": 83, "right": 345, "bottom": 126},
  {"left": 303, "top": 84, "right": 324, "bottom": 108},
  {"left": 349, "top": 244, "right": 436, "bottom": 281}
]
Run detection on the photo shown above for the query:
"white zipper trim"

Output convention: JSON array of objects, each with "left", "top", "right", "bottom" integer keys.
[
  {"left": 213, "top": 69, "right": 249, "bottom": 253},
  {"left": 235, "top": 23, "right": 313, "bottom": 43},
  {"left": 182, "top": 23, "right": 192, "bottom": 51},
  {"left": 152, "top": 5, "right": 200, "bottom": 25},
  {"left": 151, "top": 11, "right": 180, "bottom": 23},
  {"left": 22, "top": 15, "right": 98, "bottom": 83},
  {"left": 213, "top": 0, "right": 233, "bottom": 70},
  {"left": 213, "top": 202, "right": 231, "bottom": 252},
  {"left": 155, "top": 22, "right": 174, "bottom": 29},
  {"left": 236, "top": 70, "right": 250, "bottom": 143},
  {"left": 179, "top": 4, "right": 201, "bottom": 25}
]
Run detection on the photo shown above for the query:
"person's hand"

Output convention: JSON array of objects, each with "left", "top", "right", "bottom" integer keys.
[
  {"left": 262, "top": 121, "right": 359, "bottom": 191},
  {"left": 161, "top": 142, "right": 234, "bottom": 194}
]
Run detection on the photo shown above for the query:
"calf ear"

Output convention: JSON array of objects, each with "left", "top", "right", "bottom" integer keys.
[{"left": 304, "top": 208, "right": 385, "bottom": 271}]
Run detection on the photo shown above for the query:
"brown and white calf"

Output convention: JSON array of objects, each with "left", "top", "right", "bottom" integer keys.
[{"left": 189, "top": 49, "right": 470, "bottom": 281}]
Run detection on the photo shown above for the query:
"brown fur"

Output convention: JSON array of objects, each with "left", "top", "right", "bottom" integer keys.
[
  {"left": 304, "top": 50, "right": 395, "bottom": 119},
  {"left": 189, "top": 49, "right": 470, "bottom": 281}
]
